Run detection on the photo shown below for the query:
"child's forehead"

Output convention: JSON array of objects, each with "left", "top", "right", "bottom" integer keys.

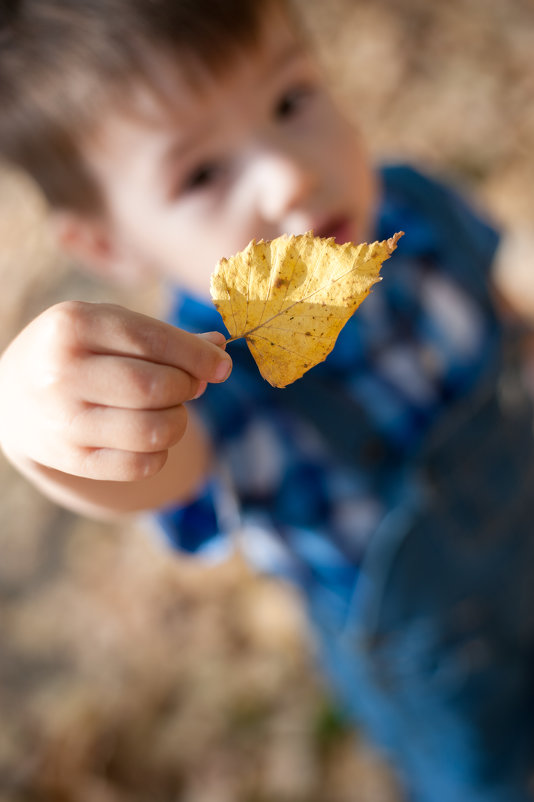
[
  {"left": 145, "top": 0, "right": 302, "bottom": 92},
  {"left": 92, "top": 4, "right": 305, "bottom": 137},
  {"left": 84, "top": 5, "right": 306, "bottom": 164}
]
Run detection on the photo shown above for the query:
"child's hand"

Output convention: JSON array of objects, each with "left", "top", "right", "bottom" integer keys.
[{"left": 0, "top": 302, "right": 232, "bottom": 482}]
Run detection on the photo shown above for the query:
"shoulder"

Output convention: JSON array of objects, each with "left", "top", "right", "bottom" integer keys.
[
  {"left": 377, "top": 162, "right": 501, "bottom": 300},
  {"left": 379, "top": 163, "right": 499, "bottom": 258}
]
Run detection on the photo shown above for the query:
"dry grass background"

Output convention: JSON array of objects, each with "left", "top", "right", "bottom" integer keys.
[{"left": 1, "top": 1, "right": 533, "bottom": 800}]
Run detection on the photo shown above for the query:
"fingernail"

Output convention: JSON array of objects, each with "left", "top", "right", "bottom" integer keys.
[{"left": 214, "top": 354, "right": 232, "bottom": 382}]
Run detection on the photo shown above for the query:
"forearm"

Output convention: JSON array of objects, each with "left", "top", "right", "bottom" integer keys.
[{"left": 2, "top": 407, "right": 212, "bottom": 521}]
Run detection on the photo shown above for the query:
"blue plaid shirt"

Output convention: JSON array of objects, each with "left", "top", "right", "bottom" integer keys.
[{"left": 156, "top": 164, "right": 501, "bottom": 612}]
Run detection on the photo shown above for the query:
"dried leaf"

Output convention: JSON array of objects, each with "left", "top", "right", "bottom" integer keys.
[{"left": 211, "top": 231, "right": 403, "bottom": 387}]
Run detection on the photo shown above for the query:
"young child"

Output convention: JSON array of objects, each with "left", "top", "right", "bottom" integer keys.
[{"left": 1, "top": 1, "right": 534, "bottom": 799}]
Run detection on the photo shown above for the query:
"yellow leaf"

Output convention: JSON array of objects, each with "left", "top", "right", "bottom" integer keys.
[{"left": 210, "top": 231, "right": 404, "bottom": 387}]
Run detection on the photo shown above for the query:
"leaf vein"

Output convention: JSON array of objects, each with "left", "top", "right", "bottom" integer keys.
[
  {"left": 238, "top": 260, "right": 374, "bottom": 339},
  {"left": 249, "top": 333, "right": 317, "bottom": 360}
]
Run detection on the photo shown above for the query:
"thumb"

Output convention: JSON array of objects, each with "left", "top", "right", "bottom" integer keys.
[{"left": 197, "top": 331, "right": 228, "bottom": 349}]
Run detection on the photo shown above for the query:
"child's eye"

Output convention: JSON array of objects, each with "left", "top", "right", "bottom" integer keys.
[
  {"left": 274, "top": 86, "right": 313, "bottom": 121},
  {"left": 183, "top": 162, "right": 223, "bottom": 192}
]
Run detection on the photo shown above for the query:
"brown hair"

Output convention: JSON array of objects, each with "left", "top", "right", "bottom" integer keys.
[{"left": 0, "top": 0, "right": 281, "bottom": 213}]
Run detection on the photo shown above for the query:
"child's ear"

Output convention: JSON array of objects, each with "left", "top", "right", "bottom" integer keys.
[
  {"left": 50, "top": 210, "right": 150, "bottom": 287},
  {"left": 50, "top": 211, "right": 117, "bottom": 278}
]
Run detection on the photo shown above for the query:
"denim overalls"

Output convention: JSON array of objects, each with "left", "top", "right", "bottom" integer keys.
[{"left": 307, "top": 350, "right": 534, "bottom": 801}]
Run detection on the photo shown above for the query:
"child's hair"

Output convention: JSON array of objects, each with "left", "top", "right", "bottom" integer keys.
[{"left": 0, "top": 0, "right": 282, "bottom": 213}]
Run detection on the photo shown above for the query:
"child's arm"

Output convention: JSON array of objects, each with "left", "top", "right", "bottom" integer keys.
[{"left": 0, "top": 301, "right": 232, "bottom": 519}]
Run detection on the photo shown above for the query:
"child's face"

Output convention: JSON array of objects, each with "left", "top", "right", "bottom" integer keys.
[{"left": 84, "top": 4, "right": 377, "bottom": 297}]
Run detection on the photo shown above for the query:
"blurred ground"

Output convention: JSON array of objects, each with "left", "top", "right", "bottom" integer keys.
[{"left": 1, "top": 1, "right": 533, "bottom": 800}]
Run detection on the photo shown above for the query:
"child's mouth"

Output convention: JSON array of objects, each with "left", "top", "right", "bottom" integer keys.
[{"left": 315, "top": 217, "right": 354, "bottom": 245}]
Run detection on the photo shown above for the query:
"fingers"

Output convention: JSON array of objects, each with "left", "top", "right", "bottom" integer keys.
[
  {"left": 76, "top": 447, "right": 169, "bottom": 482},
  {"left": 4, "top": 302, "right": 232, "bottom": 483},
  {"left": 70, "top": 404, "right": 188, "bottom": 453},
  {"left": 78, "top": 355, "right": 201, "bottom": 409},
  {"left": 56, "top": 301, "right": 232, "bottom": 383}
]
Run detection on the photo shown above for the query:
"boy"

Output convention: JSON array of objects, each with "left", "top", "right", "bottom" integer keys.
[{"left": 1, "top": 1, "right": 534, "bottom": 800}]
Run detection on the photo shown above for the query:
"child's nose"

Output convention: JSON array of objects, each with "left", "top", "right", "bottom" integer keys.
[{"left": 252, "top": 150, "right": 317, "bottom": 223}]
